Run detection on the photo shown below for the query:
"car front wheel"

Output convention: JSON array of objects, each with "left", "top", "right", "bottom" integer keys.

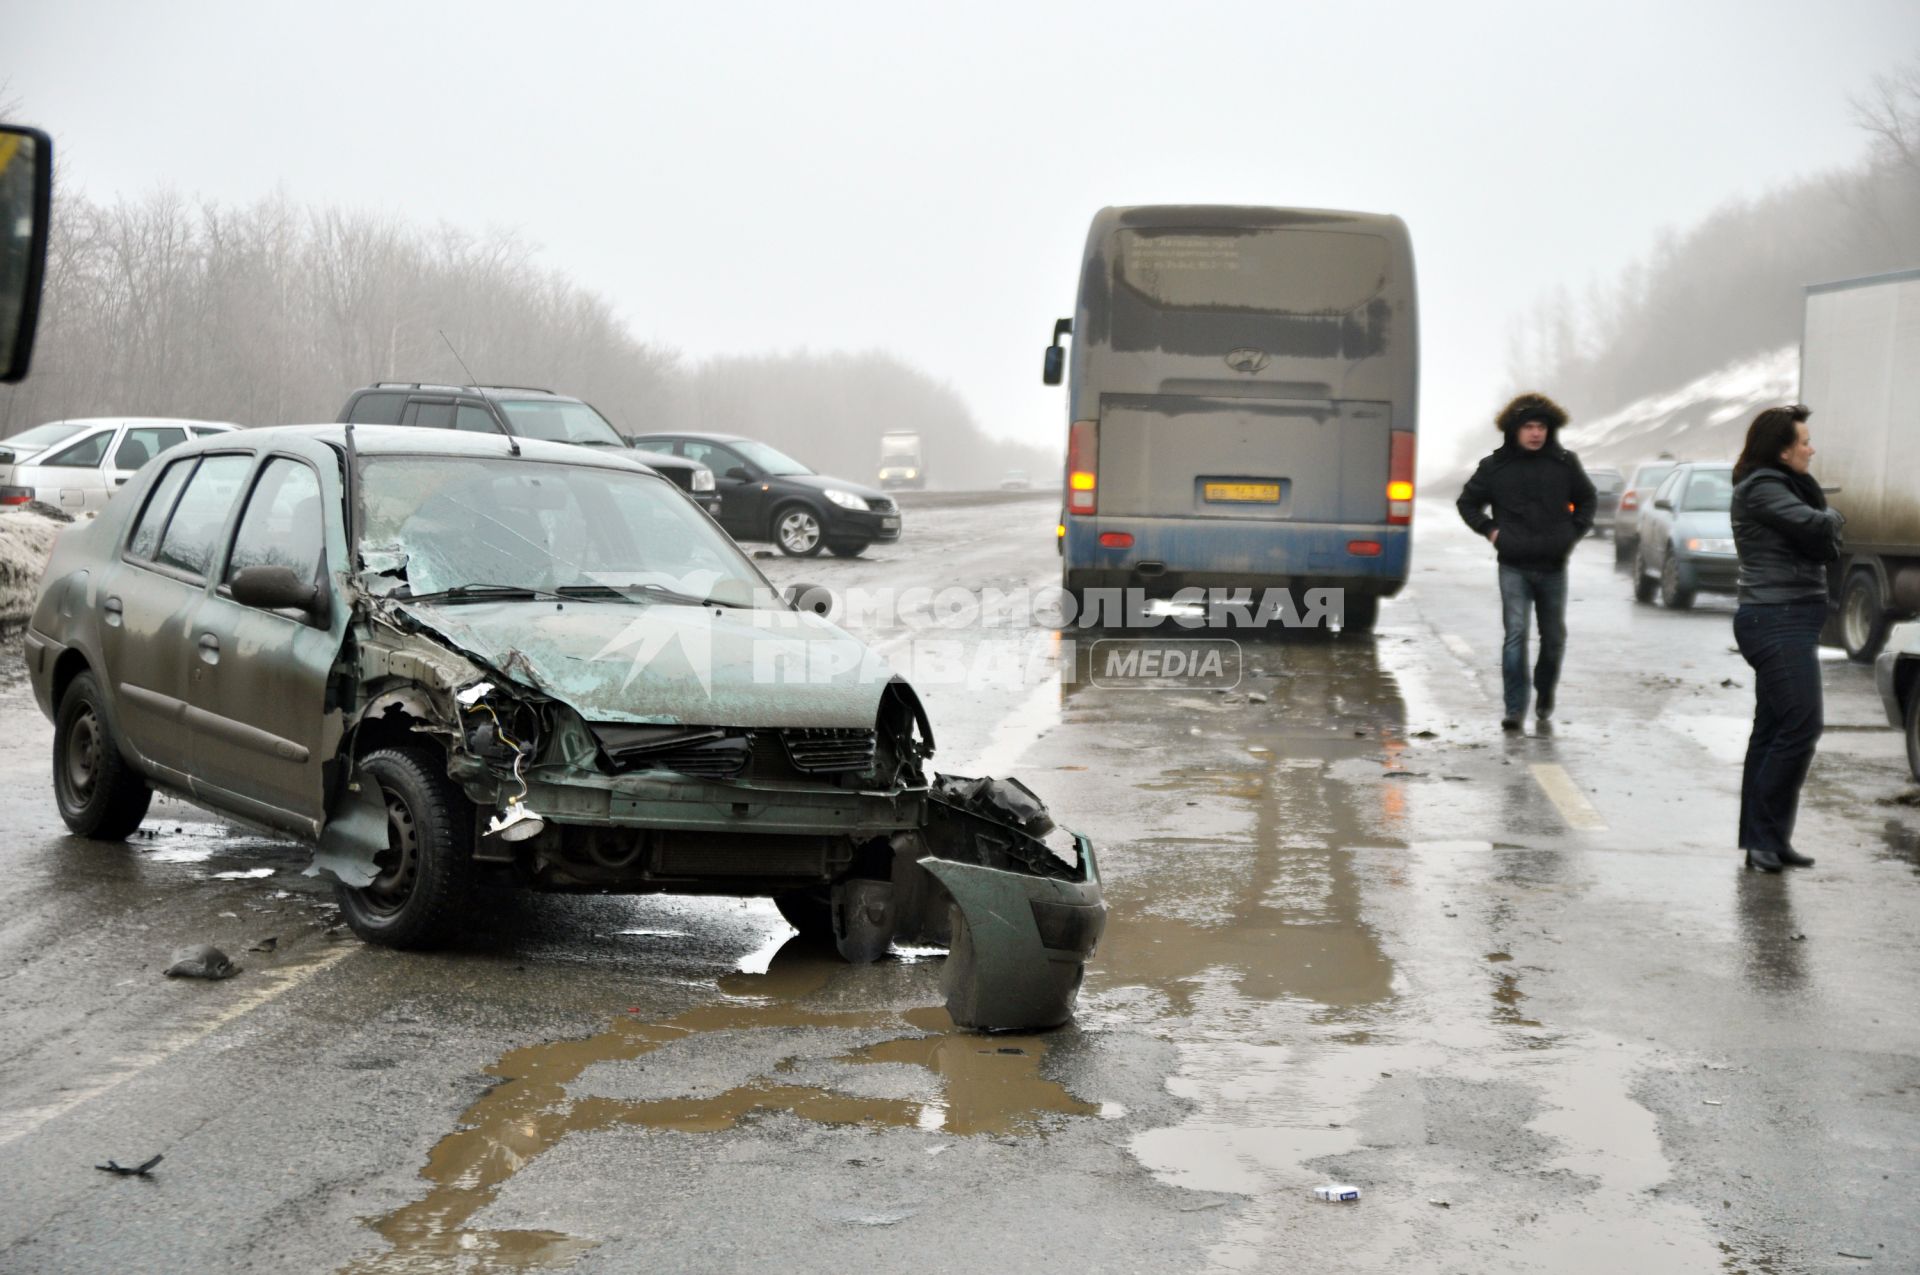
[
  {"left": 1659, "top": 551, "right": 1695, "bottom": 609},
  {"left": 52, "top": 671, "right": 153, "bottom": 839},
  {"left": 774, "top": 505, "right": 825, "bottom": 557},
  {"left": 335, "top": 747, "right": 474, "bottom": 949},
  {"left": 1632, "top": 547, "right": 1657, "bottom": 603}
]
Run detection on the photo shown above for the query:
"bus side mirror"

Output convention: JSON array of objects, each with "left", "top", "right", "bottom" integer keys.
[
  {"left": 1, "top": 125, "right": 54, "bottom": 385},
  {"left": 1042, "top": 317, "right": 1071, "bottom": 386},
  {"left": 1042, "top": 345, "right": 1064, "bottom": 386}
]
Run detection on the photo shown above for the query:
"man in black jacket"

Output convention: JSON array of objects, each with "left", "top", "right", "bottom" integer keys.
[{"left": 1456, "top": 393, "right": 1598, "bottom": 731}]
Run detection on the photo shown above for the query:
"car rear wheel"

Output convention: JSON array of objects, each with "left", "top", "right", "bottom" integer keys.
[
  {"left": 335, "top": 747, "right": 474, "bottom": 949},
  {"left": 1341, "top": 593, "right": 1380, "bottom": 632},
  {"left": 52, "top": 671, "right": 153, "bottom": 839},
  {"left": 774, "top": 505, "right": 825, "bottom": 557},
  {"left": 1632, "top": 547, "right": 1657, "bottom": 603},
  {"left": 1659, "top": 550, "right": 1695, "bottom": 609},
  {"left": 828, "top": 541, "right": 869, "bottom": 558},
  {"left": 1904, "top": 677, "right": 1920, "bottom": 784},
  {"left": 1841, "top": 570, "right": 1890, "bottom": 662}
]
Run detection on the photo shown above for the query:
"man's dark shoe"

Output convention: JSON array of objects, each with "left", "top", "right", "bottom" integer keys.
[
  {"left": 1776, "top": 848, "right": 1816, "bottom": 868},
  {"left": 1501, "top": 718, "right": 1522, "bottom": 733},
  {"left": 1534, "top": 716, "right": 1554, "bottom": 735},
  {"left": 1535, "top": 690, "right": 1555, "bottom": 719},
  {"left": 1744, "top": 848, "right": 1783, "bottom": 873}
]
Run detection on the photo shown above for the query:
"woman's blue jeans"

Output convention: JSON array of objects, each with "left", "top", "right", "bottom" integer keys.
[
  {"left": 1498, "top": 565, "right": 1568, "bottom": 720},
  {"left": 1733, "top": 599, "right": 1827, "bottom": 854}
]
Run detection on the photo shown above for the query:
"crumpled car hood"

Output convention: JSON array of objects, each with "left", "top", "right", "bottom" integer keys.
[{"left": 395, "top": 598, "right": 893, "bottom": 727}]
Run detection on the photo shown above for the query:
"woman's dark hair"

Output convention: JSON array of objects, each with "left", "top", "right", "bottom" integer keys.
[{"left": 1733, "top": 404, "right": 1812, "bottom": 483}]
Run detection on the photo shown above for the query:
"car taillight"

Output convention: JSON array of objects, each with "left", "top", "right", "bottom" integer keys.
[
  {"left": 1067, "top": 420, "right": 1097, "bottom": 515},
  {"left": 0, "top": 486, "right": 33, "bottom": 506},
  {"left": 1387, "top": 430, "right": 1414, "bottom": 525},
  {"left": 1620, "top": 492, "right": 1639, "bottom": 512},
  {"left": 1348, "top": 540, "right": 1382, "bottom": 556},
  {"left": 1099, "top": 532, "right": 1133, "bottom": 548}
]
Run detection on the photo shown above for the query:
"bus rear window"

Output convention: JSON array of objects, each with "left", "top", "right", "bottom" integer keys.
[{"left": 1117, "top": 229, "right": 1388, "bottom": 313}]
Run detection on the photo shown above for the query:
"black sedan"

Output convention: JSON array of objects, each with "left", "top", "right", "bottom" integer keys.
[{"left": 628, "top": 432, "right": 901, "bottom": 557}]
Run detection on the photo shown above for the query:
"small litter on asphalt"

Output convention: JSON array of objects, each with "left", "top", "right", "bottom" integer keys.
[
  {"left": 1247, "top": 692, "right": 1269, "bottom": 704},
  {"left": 95, "top": 1154, "right": 163, "bottom": 1178},
  {"left": 1791, "top": 933, "right": 1807, "bottom": 941},
  {"left": 1413, "top": 730, "right": 1437, "bottom": 739},
  {"left": 165, "top": 945, "right": 239, "bottom": 980},
  {"left": 1313, "top": 1184, "right": 1361, "bottom": 1203},
  {"left": 1720, "top": 678, "right": 1741, "bottom": 688},
  {"left": 248, "top": 937, "right": 278, "bottom": 953},
  {"left": 1428, "top": 1198, "right": 1450, "bottom": 1208},
  {"left": 1836, "top": 1251, "right": 1874, "bottom": 1261},
  {"left": 1702, "top": 1099, "right": 1723, "bottom": 1106}
]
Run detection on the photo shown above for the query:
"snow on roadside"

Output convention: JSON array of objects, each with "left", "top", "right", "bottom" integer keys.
[
  {"left": 1, "top": 507, "right": 69, "bottom": 637},
  {"left": 1564, "top": 346, "right": 1797, "bottom": 469}
]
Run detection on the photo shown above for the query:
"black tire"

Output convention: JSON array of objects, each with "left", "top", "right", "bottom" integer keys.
[
  {"left": 774, "top": 887, "right": 832, "bottom": 937},
  {"left": 1341, "top": 593, "right": 1380, "bottom": 632},
  {"left": 1841, "top": 569, "right": 1890, "bottom": 663},
  {"left": 1633, "top": 548, "right": 1657, "bottom": 604},
  {"left": 772, "top": 504, "right": 825, "bottom": 557},
  {"left": 828, "top": 541, "right": 869, "bottom": 559},
  {"left": 52, "top": 671, "right": 153, "bottom": 839},
  {"left": 335, "top": 747, "right": 474, "bottom": 949},
  {"left": 1904, "top": 677, "right": 1920, "bottom": 785},
  {"left": 1659, "top": 551, "right": 1695, "bottom": 610}
]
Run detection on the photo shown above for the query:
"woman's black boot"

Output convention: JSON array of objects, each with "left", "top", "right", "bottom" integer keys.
[
  {"left": 1775, "top": 848, "right": 1816, "bottom": 868},
  {"left": 1745, "top": 848, "right": 1783, "bottom": 873}
]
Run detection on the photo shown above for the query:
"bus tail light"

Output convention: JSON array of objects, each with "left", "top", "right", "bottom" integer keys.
[
  {"left": 1387, "top": 430, "right": 1415, "bottom": 525},
  {"left": 1348, "top": 540, "right": 1382, "bottom": 556},
  {"left": 1067, "top": 420, "right": 1097, "bottom": 515},
  {"left": 1099, "top": 532, "right": 1133, "bottom": 548}
]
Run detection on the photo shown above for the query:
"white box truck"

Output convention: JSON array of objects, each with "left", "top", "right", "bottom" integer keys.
[{"left": 1801, "top": 269, "right": 1920, "bottom": 660}]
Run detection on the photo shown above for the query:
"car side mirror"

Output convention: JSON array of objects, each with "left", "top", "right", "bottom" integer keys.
[
  {"left": 724, "top": 465, "right": 753, "bottom": 482},
  {"left": 1, "top": 126, "right": 54, "bottom": 384},
  {"left": 1653, "top": 498, "right": 1673, "bottom": 512},
  {"left": 1042, "top": 317, "right": 1071, "bottom": 386},
  {"left": 782, "top": 582, "right": 833, "bottom": 618},
  {"left": 231, "top": 564, "right": 327, "bottom": 623}
]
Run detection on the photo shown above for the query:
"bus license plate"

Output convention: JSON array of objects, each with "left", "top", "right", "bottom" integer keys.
[{"left": 1204, "top": 482, "right": 1280, "bottom": 503}]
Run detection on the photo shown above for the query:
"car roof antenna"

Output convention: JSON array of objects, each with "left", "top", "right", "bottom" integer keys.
[{"left": 438, "top": 328, "right": 518, "bottom": 456}]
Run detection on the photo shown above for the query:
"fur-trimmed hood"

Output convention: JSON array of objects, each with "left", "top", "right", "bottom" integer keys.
[{"left": 1496, "top": 392, "right": 1570, "bottom": 447}]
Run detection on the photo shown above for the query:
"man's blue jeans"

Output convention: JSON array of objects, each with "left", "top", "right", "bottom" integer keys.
[{"left": 1498, "top": 565, "right": 1568, "bottom": 720}]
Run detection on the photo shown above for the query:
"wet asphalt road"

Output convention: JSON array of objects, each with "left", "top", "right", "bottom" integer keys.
[{"left": 2, "top": 493, "right": 1917, "bottom": 1273}]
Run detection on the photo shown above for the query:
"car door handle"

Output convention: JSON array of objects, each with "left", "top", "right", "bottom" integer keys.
[
  {"left": 102, "top": 596, "right": 123, "bottom": 627},
  {"left": 197, "top": 633, "right": 220, "bottom": 664},
  {"left": 114, "top": 476, "right": 130, "bottom": 487}
]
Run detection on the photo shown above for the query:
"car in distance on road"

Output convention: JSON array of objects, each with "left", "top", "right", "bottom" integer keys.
[
  {"left": 2, "top": 418, "right": 235, "bottom": 514},
  {"left": 22, "top": 425, "right": 1102, "bottom": 1030},
  {"left": 1628, "top": 461, "right": 1737, "bottom": 609},
  {"left": 877, "top": 430, "right": 925, "bottom": 490},
  {"left": 1873, "top": 619, "right": 1920, "bottom": 782},
  {"left": 629, "top": 431, "right": 901, "bottom": 558},
  {"left": 1614, "top": 458, "right": 1681, "bottom": 564},
  {"left": 338, "top": 383, "right": 719, "bottom": 516},
  {"left": 1001, "top": 469, "right": 1032, "bottom": 491},
  {"left": 1587, "top": 466, "right": 1624, "bottom": 536}
]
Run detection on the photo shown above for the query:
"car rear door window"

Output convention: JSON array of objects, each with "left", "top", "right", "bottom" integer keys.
[
  {"left": 155, "top": 455, "right": 252, "bottom": 579},
  {"left": 127, "top": 457, "right": 199, "bottom": 560},
  {"left": 454, "top": 404, "right": 500, "bottom": 433},
  {"left": 683, "top": 441, "right": 742, "bottom": 472},
  {"left": 348, "top": 393, "right": 406, "bottom": 425},
  {"left": 40, "top": 430, "right": 113, "bottom": 468},
  {"left": 408, "top": 401, "right": 456, "bottom": 430},
  {"left": 226, "top": 458, "right": 326, "bottom": 587},
  {"left": 112, "top": 426, "right": 187, "bottom": 473}
]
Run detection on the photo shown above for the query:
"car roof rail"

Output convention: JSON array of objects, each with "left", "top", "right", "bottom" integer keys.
[
  {"left": 369, "top": 381, "right": 469, "bottom": 393},
  {"left": 474, "top": 384, "right": 559, "bottom": 396}
]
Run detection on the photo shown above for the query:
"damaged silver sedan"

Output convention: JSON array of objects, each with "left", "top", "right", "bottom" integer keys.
[{"left": 23, "top": 426, "right": 1104, "bottom": 1030}]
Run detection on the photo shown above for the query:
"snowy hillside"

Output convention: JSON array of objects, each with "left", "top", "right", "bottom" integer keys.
[{"left": 1562, "top": 346, "right": 1797, "bottom": 469}]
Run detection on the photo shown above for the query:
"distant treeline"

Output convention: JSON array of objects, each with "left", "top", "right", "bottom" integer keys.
[
  {"left": 0, "top": 189, "right": 1056, "bottom": 489},
  {"left": 1506, "top": 59, "right": 1920, "bottom": 421}
]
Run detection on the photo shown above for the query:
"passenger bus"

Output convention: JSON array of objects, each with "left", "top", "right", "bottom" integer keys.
[{"left": 1042, "top": 205, "right": 1418, "bottom": 630}]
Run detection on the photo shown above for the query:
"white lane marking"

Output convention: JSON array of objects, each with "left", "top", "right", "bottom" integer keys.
[
  {"left": 0, "top": 943, "right": 358, "bottom": 1146},
  {"left": 959, "top": 676, "right": 1062, "bottom": 777},
  {"left": 1441, "top": 633, "right": 1477, "bottom": 663},
  {"left": 1529, "top": 763, "right": 1608, "bottom": 831}
]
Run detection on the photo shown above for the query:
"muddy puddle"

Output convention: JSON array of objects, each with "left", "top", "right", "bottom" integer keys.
[{"left": 347, "top": 939, "right": 1102, "bottom": 1272}]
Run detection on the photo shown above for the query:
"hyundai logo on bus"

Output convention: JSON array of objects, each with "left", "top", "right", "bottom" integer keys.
[
  {"left": 1225, "top": 347, "right": 1269, "bottom": 374},
  {"left": 1088, "top": 638, "right": 1242, "bottom": 690}
]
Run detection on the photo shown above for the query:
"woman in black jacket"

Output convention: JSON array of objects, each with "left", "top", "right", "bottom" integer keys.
[{"left": 1729, "top": 405, "right": 1844, "bottom": 872}]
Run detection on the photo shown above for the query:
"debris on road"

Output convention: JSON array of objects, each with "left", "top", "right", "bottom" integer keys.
[
  {"left": 248, "top": 936, "right": 279, "bottom": 953},
  {"left": 1313, "top": 1183, "right": 1361, "bottom": 1203},
  {"left": 165, "top": 945, "right": 239, "bottom": 980},
  {"left": 95, "top": 1154, "right": 163, "bottom": 1178},
  {"left": 1429, "top": 1198, "right": 1451, "bottom": 1208}
]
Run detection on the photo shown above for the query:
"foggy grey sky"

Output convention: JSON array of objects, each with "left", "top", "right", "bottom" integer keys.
[{"left": 8, "top": 0, "right": 1917, "bottom": 470}]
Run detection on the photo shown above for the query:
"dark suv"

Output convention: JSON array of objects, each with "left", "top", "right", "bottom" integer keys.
[
  {"left": 629, "top": 431, "right": 901, "bottom": 557},
  {"left": 338, "top": 384, "right": 718, "bottom": 515}
]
